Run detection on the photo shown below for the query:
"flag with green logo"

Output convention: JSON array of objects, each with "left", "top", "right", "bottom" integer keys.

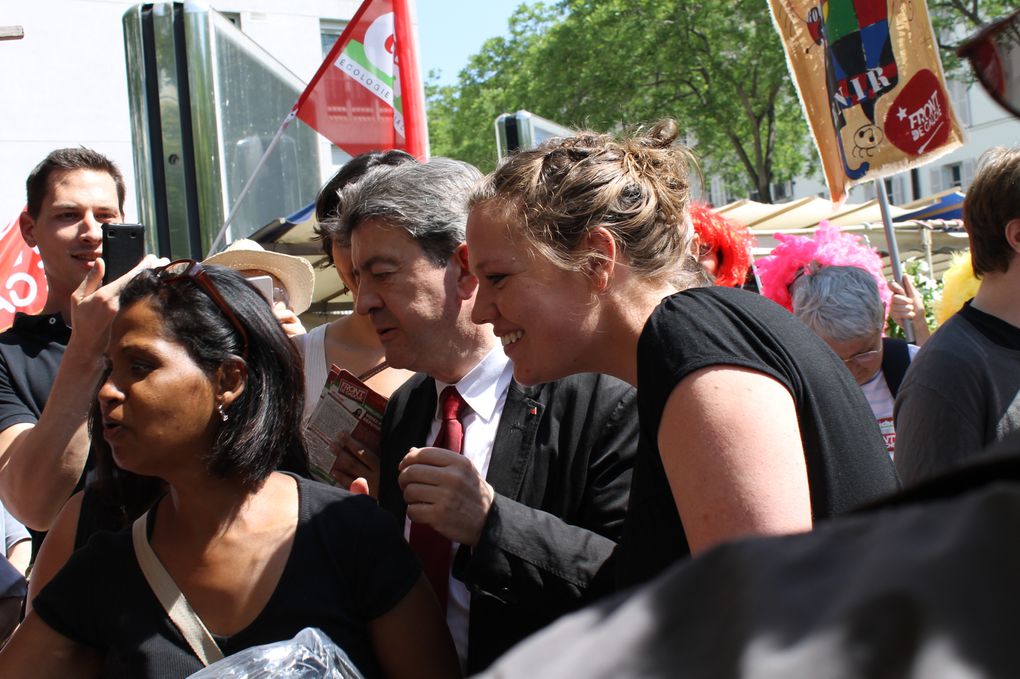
[{"left": 294, "top": 0, "right": 428, "bottom": 159}]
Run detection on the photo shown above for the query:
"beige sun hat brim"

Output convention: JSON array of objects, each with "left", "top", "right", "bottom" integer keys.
[{"left": 204, "top": 239, "right": 316, "bottom": 314}]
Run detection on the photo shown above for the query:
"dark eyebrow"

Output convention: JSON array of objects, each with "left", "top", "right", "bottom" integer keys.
[{"left": 50, "top": 201, "right": 119, "bottom": 211}]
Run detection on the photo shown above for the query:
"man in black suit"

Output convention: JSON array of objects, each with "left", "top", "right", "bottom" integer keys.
[{"left": 331, "top": 158, "right": 637, "bottom": 673}]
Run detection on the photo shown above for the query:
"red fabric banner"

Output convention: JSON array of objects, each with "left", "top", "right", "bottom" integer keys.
[
  {"left": 0, "top": 210, "right": 48, "bottom": 331},
  {"left": 295, "top": 0, "right": 429, "bottom": 160}
]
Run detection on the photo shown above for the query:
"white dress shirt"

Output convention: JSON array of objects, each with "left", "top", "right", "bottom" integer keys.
[{"left": 404, "top": 346, "right": 514, "bottom": 668}]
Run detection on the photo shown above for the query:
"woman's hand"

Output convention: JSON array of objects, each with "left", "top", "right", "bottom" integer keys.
[
  {"left": 68, "top": 254, "right": 168, "bottom": 359},
  {"left": 889, "top": 275, "right": 931, "bottom": 346}
]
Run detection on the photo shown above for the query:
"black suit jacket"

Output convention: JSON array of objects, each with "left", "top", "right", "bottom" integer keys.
[{"left": 379, "top": 371, "right": 638, "bottom": 673}]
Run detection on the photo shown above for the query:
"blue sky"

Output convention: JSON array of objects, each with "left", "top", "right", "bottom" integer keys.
[{"left": 416, "top": 0, "right": 537, "bottom": 85}]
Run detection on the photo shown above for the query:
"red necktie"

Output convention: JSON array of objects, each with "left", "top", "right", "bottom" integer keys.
[{"left": 409, "top": 386, "right": 467, "bottom": 612}]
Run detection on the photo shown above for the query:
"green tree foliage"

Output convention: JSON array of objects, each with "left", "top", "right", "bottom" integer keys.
[
  {"left": 428, "top": 0, "right": 813, "bottom": 202},
  {"left": 427, "top": 0, "right": 1013, "bottom": 201},
  {"left": 426, "top": 5, "right": 562, "bottom": 173}
]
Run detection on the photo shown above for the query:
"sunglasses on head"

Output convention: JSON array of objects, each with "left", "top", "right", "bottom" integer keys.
[
  {"left": 155, "top": 259, "right": 250, "bottom": 360},
  {"left": 958, "top": 9, "right": 1020, "bottom": 120}
]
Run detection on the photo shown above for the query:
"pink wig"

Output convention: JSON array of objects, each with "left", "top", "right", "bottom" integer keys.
[
  {"left": 690, "top": 203, "right": 755, "bottom": 287},
  {"left": 756, "top": 222, "right": 891, "bottom": 313}
]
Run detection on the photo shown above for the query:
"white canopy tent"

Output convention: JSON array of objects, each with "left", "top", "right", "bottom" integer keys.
[{"left": 716, "top": 196, "right": 968, "bottom": 280}]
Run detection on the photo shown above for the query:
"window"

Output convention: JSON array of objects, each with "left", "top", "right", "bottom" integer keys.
[
  {"left": 709, "top": 176, "right": 730, "bottom": 207},
  {"left": 321, "top": 19, "right": 348, "bottom": 58},
  {"left": 946, "top": 79, "right": 972, "bottom": 127},
  {"left": 960, "top": 160, "right": 976, "bottom": 190},
  {"left": 772, "top": 180, "right": 792, "bottom": 202},
  {"left": 320, "top": 19, "right": 351, "bottom": 166},
  {"left": 931, "top": 160, "right": 976, "bottom": 193},
  {"left": 220, "top": 11, "right": 240, "bottom": 27},
  {"left": 946, "top": 162, "right": 963, "bottom": 189},
  {"left": 883, "top": 175, "right": 907, "bottom": 204}
]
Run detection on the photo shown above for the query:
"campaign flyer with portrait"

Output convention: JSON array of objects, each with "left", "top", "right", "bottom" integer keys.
[
  {"left": 769, "top": 0, "right": 965, "bottom": 202},
  {"left": 303, "top": 366, "right": 386, "bottom": 486}
]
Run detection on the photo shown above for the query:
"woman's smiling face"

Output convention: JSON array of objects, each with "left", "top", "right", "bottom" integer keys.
[{"left": 467, "top": 202, "right": 599, "bottom": 386}]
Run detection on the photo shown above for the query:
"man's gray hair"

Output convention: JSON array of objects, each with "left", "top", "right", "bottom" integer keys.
[
  {"left": 336, "top": 157, "right": 483, "bottom": 267},
  {"left": 791, "top": 265, "right": 885, "bottom": 342}
]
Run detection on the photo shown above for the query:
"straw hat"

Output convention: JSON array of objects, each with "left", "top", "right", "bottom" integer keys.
[{"left": 204, "top": 239, "right": 315, "bottom": 314}]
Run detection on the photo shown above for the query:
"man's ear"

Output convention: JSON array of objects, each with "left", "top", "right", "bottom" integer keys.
[
  {"left": 586, "top": 227, "right": 617, "bottom": 292},
  {"left": 19, "top": 211, "right": 37, "bottom": 248},
  {"left": 1005, "top": 218, "right": 1020, "bottom": 256},
  {"left": 215, "top": 358, "right": 247, "bottom": 409},
  {"left": 453, "top": 243, "right": 478, "bottom": 300}
]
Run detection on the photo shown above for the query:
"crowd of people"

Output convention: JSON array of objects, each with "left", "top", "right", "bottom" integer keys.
[{"left": 0, "top": 127, "right": 1016, "bottom": 678}]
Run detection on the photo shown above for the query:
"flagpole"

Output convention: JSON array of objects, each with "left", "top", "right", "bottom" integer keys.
[
  {"left": 394, "top": 0, "right": 428, "bottom": 159},
  {"left": 875, "top": 177, "right": 915, "bottom": 343},
  {"left": 208, "top": 109, "right": 297, "bottom": 255}
]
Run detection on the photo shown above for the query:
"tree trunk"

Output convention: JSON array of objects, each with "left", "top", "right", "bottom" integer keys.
[{"left": 757, "top": 176, "right": 774, "bottom": 204}]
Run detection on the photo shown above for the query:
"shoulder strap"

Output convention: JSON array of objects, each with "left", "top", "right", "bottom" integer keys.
[
  {"left": 881, "top": 337, "right": 912, "bottom": 397},
  {"left": 132, "top": 513, "right": 225, "bottom": 666},
  {"left": 356, "top": 359, "right": 389, "bottom": 382}
]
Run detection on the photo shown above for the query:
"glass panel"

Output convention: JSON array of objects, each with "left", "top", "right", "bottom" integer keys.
[
  {"left": 321, "top": 20, "right": 348, "bottom": 58},
  {"left": 125, "top": 3, "right": 325, "bottom": 257},
  {"left": 193, "top": 9, "right": 322, "bottom": 247}
]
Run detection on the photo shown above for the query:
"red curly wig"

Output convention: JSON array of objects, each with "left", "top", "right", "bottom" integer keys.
[{"left": 689, "top": 203, "right": 755, "bottom": 287}]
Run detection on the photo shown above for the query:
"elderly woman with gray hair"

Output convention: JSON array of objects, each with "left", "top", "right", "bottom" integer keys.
[{"left": 791, "top": 265, "right": 918, "bottom": 458}]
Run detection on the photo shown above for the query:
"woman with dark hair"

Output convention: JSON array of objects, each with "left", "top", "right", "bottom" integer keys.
[
  {"left": 296, "top": 151, "right": 418, "bottom": 424},
  {"left": 3, "top": 263, "right": 459, "bottom": 678},
  {"left": 465, "top": 121, "right": 899, "bottom": 588}
]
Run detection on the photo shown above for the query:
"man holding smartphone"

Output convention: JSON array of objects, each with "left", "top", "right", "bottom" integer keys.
[{"left": 0, "top": 148, "right": 159, "bottom": 536}]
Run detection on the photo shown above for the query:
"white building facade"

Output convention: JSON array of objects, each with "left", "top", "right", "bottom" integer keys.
[{"left": 0, "top": 0, "right": 359, "bottom": 223}]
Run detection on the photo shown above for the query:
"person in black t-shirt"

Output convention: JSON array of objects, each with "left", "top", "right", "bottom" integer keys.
[
  {"left": 0, "top": 264, "right": 459, "bottom": 679},
  {"left": 895, "top": 147, "right": 1020, "bottom": 485},
  {"left": 0, "top": 148, "right": 163, "bottom": 535},
  {"left": 466, "top": 120, "right": 898, "bottom": 587}
]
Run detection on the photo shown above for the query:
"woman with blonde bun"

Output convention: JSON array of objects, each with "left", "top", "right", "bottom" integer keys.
[{"left": 466, "top": 121, "right": 899, "bottom": 586}]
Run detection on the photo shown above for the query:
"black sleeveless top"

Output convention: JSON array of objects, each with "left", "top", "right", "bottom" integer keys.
[{"left": 619, "top": 286, "right": 900, "bottom": 587}]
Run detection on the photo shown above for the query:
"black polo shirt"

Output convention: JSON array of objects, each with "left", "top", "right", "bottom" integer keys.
[
  {"left": 0, "top": 312, "right": 72, "bottom": 552},
  {"left": 0, "top": 312, "right": 70, "bottom": 432}
]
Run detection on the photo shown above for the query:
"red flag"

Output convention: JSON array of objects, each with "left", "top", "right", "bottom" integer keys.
[
  {"left": 0, "top": 210, "right": 48, "bottom": 331},
  {"left": 295, "top": 0, "right": 428, "bottom": 160}
]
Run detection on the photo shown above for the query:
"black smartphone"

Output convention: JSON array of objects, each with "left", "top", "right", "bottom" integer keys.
[{"left": 102, "top": 223, "right": 146, "bottom": 285}]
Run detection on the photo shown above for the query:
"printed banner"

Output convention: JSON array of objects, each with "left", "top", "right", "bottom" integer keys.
[
  {"left": 294, "top": 0, "right": 428, "bottom": 159},
  {"left": 768, "top": 0, "right": 965, "bottom": 202},
  {"left": 0, "top": 210, "right": 47, "bottom": 330}
]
